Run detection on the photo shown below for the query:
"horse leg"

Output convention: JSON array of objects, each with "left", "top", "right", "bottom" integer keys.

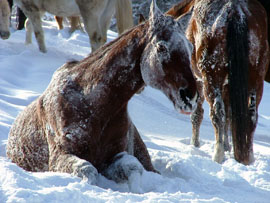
[
  {"left": 55, "top": 16, "right": 64, "bottom": 30},
  {"left": 69, "top": 16, "right": 81, "bottom": 33},
  {"left": 100, "top": 0, "right": 116, "bottom": 41},
  {"left": 75, "top": 0, "right": 108, "bottom": 52},
  {"left": 190, "top": 81, "right": 204, "bottom": 147},
  {"left": 23, "top": 10, "right": 46, "bottom": 52},
  {"left": 103, "top": 152, "right": 144, "bottom": 193},
  {"left": 49, "top": 153, "right": 98, "bottom": 185},
  {"left": 209, "top": 89, "right": 226, "bottom": 163},
  {"left": 115, "top": 0, "right": 133, "bottom": 34},
  {"left": 127, "top": 119, "right": 158, "bottom": 173},
  {"left": 223, "top": 88, "right": 231, "bottom": 152}
]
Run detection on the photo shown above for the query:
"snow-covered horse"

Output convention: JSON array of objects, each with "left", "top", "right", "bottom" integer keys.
[
  {"left": 167, "top": 0, "right": 269, "bottom": 165},
  {"left": 0, "top": 0, "right": 10, "bottom": 39},
  {"left": 7, "top": 1, "right": 198, "bottom": 191},
  {"left": 15, "top": 0, "right": 133, "bottom": 52}
]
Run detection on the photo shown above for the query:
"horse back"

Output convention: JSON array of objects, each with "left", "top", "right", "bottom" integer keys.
[{"left": 6, "top": 100, "right": 49, "bottom": 172}]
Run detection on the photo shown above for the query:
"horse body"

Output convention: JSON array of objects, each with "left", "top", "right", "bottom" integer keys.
[
  {"left": 7, "top": 1, "right": 198, "bottom": 191},
  {"left": 15, "top": 0, "right": 133, "bottom": 52},
  {"left": 167, "top": 0, "right": 269, "bottom": 164},
  {"left": 0, "top": 0, "right": 10, "bottom": 39}
]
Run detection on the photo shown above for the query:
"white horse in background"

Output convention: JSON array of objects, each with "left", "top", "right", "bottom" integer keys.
[
  {"left": 0, "top": 0, "right": 10, "bottom": 40},
  {"left": 14, "top": 0, "right": 133, "bottom": 52}
]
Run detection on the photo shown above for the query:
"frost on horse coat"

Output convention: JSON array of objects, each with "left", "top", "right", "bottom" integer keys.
[
  {"left": 7, "top": 1, "right": 198, "bottom": 190},
  {"left": 167, "top": 0, "right": 269, "bottom": 165}
]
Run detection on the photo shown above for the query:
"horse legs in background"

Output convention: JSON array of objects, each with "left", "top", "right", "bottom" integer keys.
[
  {"left": 115, "top": 0, "right": 133, "bottom": 34},
  {"left": 190, "top": 81, "right": 204, "bottom": 147},
  {"left": 0, "top": 0, "right": 10, "bottom": 39},
  {"left": 24, "top": 11, "right": 46, "bottom": 52},
  {"left": 55, "top": 16, "right": 64, "bottom": 30},
  {"left": 75, "top": 0, "right": 109, "bottom": 52},
  {"left": 55, "top": 16, "right": 81, "bottom": 33}
]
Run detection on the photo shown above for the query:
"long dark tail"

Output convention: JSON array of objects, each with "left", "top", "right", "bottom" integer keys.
[{"left": 226, "top": 4, "right": 250, "bottom": 164}]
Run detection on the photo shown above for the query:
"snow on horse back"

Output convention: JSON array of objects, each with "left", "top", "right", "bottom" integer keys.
[
  {"left": 0, "top": 0, "right": 10, "bottom": 40},
  {"left": 7, "top": 0, "right": 197, "bottom": 192}
]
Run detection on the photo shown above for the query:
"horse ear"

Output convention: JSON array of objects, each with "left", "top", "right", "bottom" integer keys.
[
  {"left": 149, "top": 0, "right": 164, "bottom": 27},
  {"left": 138, "top": 14, "right": 146, "bottom": 24}
]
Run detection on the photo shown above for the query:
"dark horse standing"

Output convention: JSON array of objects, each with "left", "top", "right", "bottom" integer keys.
[
  {"left": 167, "top": 0, "right": 269, "bottom": 165},
  {"left": 7, "top": 1, "right": 198, "bottom": 192}
]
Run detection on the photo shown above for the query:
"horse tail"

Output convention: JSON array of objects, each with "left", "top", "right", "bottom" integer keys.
[
  {"left": 226, "top": 3, "right": 250, "bottom": 164},
  {"left": 115, "top": 0, "right": 134, "bottom": 34}
]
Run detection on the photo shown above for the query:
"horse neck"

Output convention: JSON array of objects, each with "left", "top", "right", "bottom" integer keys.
[{"left": 75, "top": 24, "right": 149, "bottom": 114}]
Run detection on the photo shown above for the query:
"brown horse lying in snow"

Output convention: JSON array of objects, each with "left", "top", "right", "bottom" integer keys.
[{"left": 7, "top": 1, "right": 198, "bottom": 192}]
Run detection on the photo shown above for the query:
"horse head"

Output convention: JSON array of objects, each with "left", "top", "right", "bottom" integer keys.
[
  {"left": 0, "top": 0, "right": 10, "bottom": 40},
  {"left": 140, "top": 0, "right": 197, "bottom": 114}
]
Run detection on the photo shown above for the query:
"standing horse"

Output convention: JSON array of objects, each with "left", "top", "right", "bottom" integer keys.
[
  {"left": 167, "top": 0, "right": 269, "bottom": 165},
  {"left": 14, "top": 0, "right": 133, "bottom": 52},
  {"left": 7, "top": 1, "right": 198, "bottom": 191},
  {"left": 0, "top": 0, "right": 10, "bottom": 39}
]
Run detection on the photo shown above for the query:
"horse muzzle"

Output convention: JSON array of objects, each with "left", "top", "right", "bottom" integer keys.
[
  {"left": 0, "top": 31, "right": 10, "bottom": 40},
  {"left": 177, "top": 88, "right": 198, "bottom": 114}
]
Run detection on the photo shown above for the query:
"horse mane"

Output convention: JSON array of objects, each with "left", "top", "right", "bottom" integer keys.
[
  {"left": 83, "top": 22, "right": 147, "bottom": 67},
  {"left": 166, "top": 0, "right": 194, "bottom": 17},
  {"left": 226, "top": 3, "right": 249, "bottom": 162}
]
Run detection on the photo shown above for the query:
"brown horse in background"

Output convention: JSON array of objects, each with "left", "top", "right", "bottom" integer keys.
[
  {"left": 257, "top": 0, "right": 270, "bottom": 82},
  {"left": 7, "top": 1, "right": 198, "bottom": 192},
  {"left": 167, "top": 0, "right": 269, "bottom": 165},
  {"left": 0, "top": 0, "right": 10, "bottom": 39}
]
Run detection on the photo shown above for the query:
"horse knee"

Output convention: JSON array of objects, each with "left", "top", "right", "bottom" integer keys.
[
  {"left": 103, "top": 152, "right": 143, "bottom": 193},
  {"left": 90, "top": 31, "right": 106, "bottom": 52},
  {"left": 72, "top": 160, "right": 98, "bottom": 185},
  {"left": 190, "top": 104, "right": 204, "bottom": 147},
  {"left": 211, "top": 94, "right": 225, "bottom": 129}
]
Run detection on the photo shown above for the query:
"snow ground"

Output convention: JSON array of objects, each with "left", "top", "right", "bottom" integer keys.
[{"left": 0, "top": 18, "right": 270, "bottom": 203}]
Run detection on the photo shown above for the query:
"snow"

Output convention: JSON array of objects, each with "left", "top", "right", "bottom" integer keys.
[{"left": 1, "top": 17, "right": 270, "bottom": 203}]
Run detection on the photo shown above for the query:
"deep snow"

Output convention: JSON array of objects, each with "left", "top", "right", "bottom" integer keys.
[{"left": 0, "top": 17, "right": 270, "bottom": 203}]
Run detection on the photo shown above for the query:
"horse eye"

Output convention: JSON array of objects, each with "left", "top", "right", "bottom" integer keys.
[{"left": 157, "top": 43, "right": 168, "bottom": 53}]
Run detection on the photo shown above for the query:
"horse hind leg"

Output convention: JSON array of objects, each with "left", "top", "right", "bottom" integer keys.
[
  {"left": 24, "top": 10, "right": 46, "bottom": 52},
  {"left": 76, "top": 0, "right": 107, "bottom": 52},
  {"left": 245, "top": 90, "right": 257, "bottom": 163},
  {"left": 190, "top": 82, "right": 204, "bottom": 147},
  {"left": 210, "top": 90, "right": 226, "bottom": 163}
]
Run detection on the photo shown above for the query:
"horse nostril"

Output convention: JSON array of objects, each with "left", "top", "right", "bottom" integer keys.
[{"left": 179, "top": 88, "right": 192, "bottom": 102}]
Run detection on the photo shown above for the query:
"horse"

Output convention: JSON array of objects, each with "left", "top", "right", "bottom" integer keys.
[
  {"left": 167, "top": 0, "right": 269, "bottom": 165},
  {"left": 0, "top": 0, "right": 10, "bottom": 39},
  {"left": 14, "top": 0, "right": 134, "bottom": 53},
  {"left": 6, "top": 0, "right": 198, "bottom": 192}
]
